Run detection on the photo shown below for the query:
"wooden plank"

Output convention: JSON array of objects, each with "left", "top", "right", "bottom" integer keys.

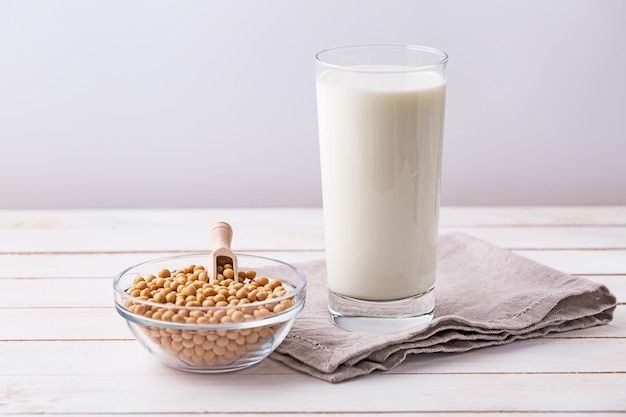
[
  {"left": 442, "top": 226, "right": 626, "bottom": 249},
  {"left": 2, "top": 337, "right": 625, "bottom": 377},
  {"left": 1, "top": 207, "right": 625, "bottom": 254},
  {"left": 0, "top": 340, "right": 293, "bottom": 377},
  {"left": 0, "top": 208, "right": 324, "bottom": 230},
  {"left": 0, "top": 414, "right": 613, "bottom": 417},
  {"left": 1, "top": 207, "right": 625, "bottom": 230},
  {"left": 0, "top": 308, "right": 133, "bottom": 341},
  {"left": 1, "top": 274, "right": 623, "bottom": 309},
  {"left": 0, "top": 277, "right": 115, "bottom": 308},
  {"left": 1, "top": 373, "right": 624, "bottom": 414},
  {"left": 0, "top": 415, "right": 613, "bottom": 417},
  {"left": 1, "top": 226, "right": 625, "bottom": 253},
  {"left": 1, "top": 306, "right": 623, "bottom": 342},
  {"left": 0, "top": 251, "right": 325, "bottom": 279},
  {"left": 0, "top": 413, "right": 620, "bottom": 417},
  {"left": 440, "top": 206, "right": 626, "bottom": 226},
  {"left": 1, "top": 249, "right": 624, "bottom": 283}
]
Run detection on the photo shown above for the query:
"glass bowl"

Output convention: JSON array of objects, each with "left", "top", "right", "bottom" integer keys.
[{"left": 113, "top": 253, "right": 306, "bottom": 373}]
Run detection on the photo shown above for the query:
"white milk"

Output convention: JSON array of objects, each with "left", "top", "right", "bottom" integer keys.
[{"left": 316, "top": 68, "right": 446, "bottom": 301}]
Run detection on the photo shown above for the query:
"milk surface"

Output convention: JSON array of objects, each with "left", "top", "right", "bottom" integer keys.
[{"left": 317, "top": 68, "right": 446, "bottom": 301}]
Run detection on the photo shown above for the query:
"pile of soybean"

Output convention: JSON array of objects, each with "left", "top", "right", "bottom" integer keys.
[{"left": 124, "top": 263, "right": 294, "bottom": 367}]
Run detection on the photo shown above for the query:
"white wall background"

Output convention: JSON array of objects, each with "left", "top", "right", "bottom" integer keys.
[{"left": 1, "top": 0, "right": 625, "bottom": 209}]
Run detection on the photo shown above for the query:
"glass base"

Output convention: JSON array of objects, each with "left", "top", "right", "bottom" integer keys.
[{"left": 328, "top": 287, "right": 435, "bottom": 333}]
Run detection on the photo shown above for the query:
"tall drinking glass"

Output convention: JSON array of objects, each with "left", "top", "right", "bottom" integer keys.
[{"left": 315, "top": 44, "right": 448, "bottom": 332}]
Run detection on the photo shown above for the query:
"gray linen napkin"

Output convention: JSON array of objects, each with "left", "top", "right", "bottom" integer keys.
[{"left": 270, "top": 233, "right": 617, "bottom": 383}]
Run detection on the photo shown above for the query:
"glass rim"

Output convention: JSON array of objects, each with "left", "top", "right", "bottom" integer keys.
[
  {"left": 315, "top": 43, "right": 448, "bottom": 73},
  {"left": 112, "top": 252, "right": 307, "bottom": 314}
]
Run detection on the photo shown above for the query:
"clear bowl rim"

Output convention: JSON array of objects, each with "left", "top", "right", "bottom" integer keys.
[{"left": 113, "top": 252, "right": 307, "bottom": 329}]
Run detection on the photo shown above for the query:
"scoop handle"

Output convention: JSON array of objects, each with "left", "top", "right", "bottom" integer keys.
[
  {"left": 209, "top": 221, "right": 238, "bottom": 282},
  {"left": 210, "top": 221, "right": 233, "bottom": 251}
]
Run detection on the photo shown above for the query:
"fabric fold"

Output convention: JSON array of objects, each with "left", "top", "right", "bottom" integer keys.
[{"left": 270, "top": 233, "right": 617, "bottom": 383}]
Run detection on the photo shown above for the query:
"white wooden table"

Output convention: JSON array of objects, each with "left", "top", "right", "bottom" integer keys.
[{"left": 1, "top": 207, "right": 624, "bottom": 416}]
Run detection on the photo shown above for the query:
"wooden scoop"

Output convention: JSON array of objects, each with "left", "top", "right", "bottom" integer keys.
[{"left": 209, "top": 221, "right": 238, "bottom": 283}]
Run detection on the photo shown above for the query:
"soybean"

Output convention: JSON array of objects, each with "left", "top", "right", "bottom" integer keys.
[{"left": 124, "top": 264, "right": 294, "bottom": 368}]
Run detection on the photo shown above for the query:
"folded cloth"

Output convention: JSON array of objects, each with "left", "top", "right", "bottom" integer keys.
[{"left": 270, "top": 233, "right": 617, "bottom": 383}]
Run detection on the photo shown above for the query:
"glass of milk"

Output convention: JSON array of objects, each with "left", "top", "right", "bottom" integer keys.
[{"left": 315, "top": 44, "right": 448, "bottom": 332}]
